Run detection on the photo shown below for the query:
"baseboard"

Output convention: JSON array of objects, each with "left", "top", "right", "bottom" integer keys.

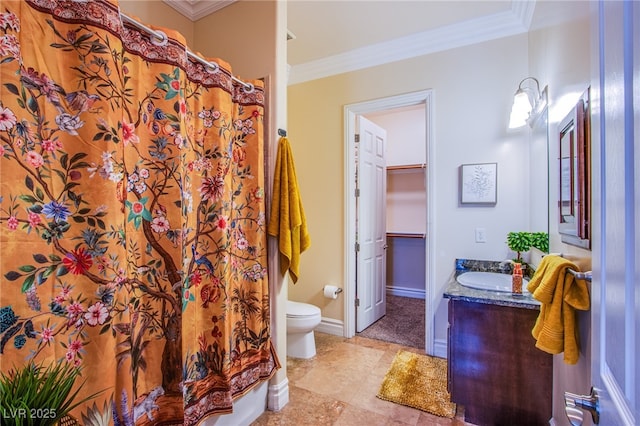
[
  {"left": 267, "top": 377, "right": 289, "bottom": 411},
  {"left": 316, "top": 317, "right": 344, "bottom": 336},
  {"left": 386, "top": 285, "right": 426, "bottom": 299},
  {"left": 433, "top": 338, "right": 448, "bottom": 358}
]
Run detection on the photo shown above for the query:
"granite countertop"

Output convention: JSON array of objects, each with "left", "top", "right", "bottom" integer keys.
[{"left": 443, "top": 259, "right": 541, "bottom": 310}]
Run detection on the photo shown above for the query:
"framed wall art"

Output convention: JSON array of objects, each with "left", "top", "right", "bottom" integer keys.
[{"left": 459, "top": 162, "right": 498, "bottom": 205}]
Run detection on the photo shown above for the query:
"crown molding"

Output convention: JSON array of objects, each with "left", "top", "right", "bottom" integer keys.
[
  {"left": 163, "top": 0, "right": 235, "bottom": 22},
  {"left": 288, "top": 1, "right": 536, "bottom": 86},
  {"left": 512, "top": 0, "right": 536, "bottom": 30}
]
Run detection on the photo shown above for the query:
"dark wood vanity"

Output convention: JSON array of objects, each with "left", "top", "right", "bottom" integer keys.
[{"left": 445, "top": 270, "right": 553, "bottom": 425}]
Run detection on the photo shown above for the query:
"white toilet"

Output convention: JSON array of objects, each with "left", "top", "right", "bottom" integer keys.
[{"left": 286, "top": 300, "right": 322, "bottom": 359}]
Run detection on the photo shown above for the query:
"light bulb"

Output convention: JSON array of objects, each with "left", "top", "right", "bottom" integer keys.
[
  {"left": 508, "top": 111, "right": 527, "bottom": 129},
  {"left": 508, "top": 90, "right": 533, "bottom": 129},
  {"left": 512, "top": 91, "right": 533, "bottom": 115}
]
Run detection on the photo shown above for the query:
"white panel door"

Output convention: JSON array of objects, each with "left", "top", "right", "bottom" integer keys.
[
  {"left": 356, "top": 116, "right": 387, "bottom": 332},
  {"left": 588, "top": 1, "right": 638, "bottom": 424}
]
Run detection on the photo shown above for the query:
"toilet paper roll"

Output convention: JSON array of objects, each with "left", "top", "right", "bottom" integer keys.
[{"left": 323, "top": 285, "right": 341, "bottom": 299}]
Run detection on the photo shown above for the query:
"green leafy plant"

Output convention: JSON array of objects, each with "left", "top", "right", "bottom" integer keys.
[
  {"left": 530, "top": 231, "right": 549, "bottom": 253},
  {"left": 0, "top": 361, "right": 103, "bottom": 426},
  {"left": 506, "top": 231, "right": 532, "bottom": 263}
]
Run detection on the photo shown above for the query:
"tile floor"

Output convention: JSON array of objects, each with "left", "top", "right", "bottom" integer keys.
[{"left": 251, "top": 332, "right": 474, "bottom": 426}]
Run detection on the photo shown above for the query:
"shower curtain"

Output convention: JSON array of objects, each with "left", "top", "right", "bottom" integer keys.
[{"left": 0, "top": 1, "right": 278, "bottom": 425}]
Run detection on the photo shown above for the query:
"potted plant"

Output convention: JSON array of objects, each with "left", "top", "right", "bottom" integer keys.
[
  {"left": 506, "top": 231, "right": 532, "bottom": 264},
  {"left": 530, "top": 231, "right": 549, "bottom": 253},
  {"left": 0, "top": 360, "right": 102, "bottom": 426}
]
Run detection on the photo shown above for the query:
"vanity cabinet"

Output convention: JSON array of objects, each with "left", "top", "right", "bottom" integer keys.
[{"left": 447, "top": 299, "right": 552, "bottom": 425}]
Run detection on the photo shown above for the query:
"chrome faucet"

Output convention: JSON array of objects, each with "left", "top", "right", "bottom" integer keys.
[{"left": 498, "top": 259, "right": 515, "bottom": 273}]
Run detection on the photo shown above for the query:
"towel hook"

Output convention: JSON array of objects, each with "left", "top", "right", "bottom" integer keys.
[{"left": 278, "top": 128, "right": 287, "bottom": 137}]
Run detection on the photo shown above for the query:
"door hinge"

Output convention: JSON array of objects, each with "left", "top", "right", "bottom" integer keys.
[
  {"left": 355, "top": 298, "right": 360, "bottom": 307},
  {"left": 355, "top": 188, "right": 360, "bottom": 197},
  {"left": 355, "top": 242, "right": 360, "bottom": 252},
  {"left": 354, "top": 134, "right": 360, "bottom": 143}
]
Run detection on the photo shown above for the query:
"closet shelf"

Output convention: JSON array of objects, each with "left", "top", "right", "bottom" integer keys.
[
  {"left": 387, "top": 163, "right": 426, "bottom": 171},
  {"left": 386, "top": 232, "right": 426, "bottom": 239}
]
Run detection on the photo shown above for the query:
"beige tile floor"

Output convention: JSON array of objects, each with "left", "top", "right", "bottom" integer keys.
[{"left": 252, "top": 332, "right": 474, "bottom": 426}]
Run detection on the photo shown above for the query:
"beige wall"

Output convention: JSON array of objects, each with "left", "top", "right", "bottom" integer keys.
[
  {"left": 193, "top": 1, "right": 278, "bottom": 81},
  {"left": 119, "top": 0, "right": 194, "bottom": 45},
  {"left": 288, "top": 34, "right": 532, "bottom": 343}
]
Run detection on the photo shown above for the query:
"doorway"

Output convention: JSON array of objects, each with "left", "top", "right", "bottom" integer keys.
[{"left": 343, "top": 90, "right": 435, "bottom": 354}]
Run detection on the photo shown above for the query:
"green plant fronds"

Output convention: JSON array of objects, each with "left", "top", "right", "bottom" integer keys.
[
  {"left": 0, "top": 361, "right": 105, "bottom": 426},
  {"left": 506, "top": 231, "right": 549, "bottom": 263}
]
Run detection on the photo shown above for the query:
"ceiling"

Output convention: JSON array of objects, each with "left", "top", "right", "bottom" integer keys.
[{"left": 163, "top": 1, "right": 537, "bottom": 84}]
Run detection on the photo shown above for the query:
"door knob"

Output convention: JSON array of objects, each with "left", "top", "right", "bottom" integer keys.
[{"left": 564, "top": 387, "right": 599, "bottom": 425}]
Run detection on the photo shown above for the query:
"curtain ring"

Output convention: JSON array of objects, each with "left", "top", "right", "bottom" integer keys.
[
  {"left": 150, "top": 30, "right": 168, "bottom": 47},
  {"left": 205, "top": 62, "right": 219, "bottom": 73},
  {"left": 242, "top": 83, "right": 255, "bottom": 94}
]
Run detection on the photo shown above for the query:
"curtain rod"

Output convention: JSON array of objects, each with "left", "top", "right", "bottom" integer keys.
[{"left": 119, "top": 13, "right": 254, "bottom": 93}]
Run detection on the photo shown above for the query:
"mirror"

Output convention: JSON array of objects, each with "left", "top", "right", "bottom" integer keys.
[
  {"left": 529, "top": 88, "right": 550, "bottom": 252},
  {"left": 557, "top": 88, "right": 591, "bottom": 249}
]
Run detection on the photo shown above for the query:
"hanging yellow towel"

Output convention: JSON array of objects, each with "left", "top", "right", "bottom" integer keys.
[
  {"left": 527, "top": 255, "right": 590, "bottom": 365},
  {"left": 267, "top": 137, "right": 310, "bottom": 283}
]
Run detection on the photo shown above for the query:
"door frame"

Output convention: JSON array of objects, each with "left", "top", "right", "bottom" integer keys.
[{"left": 343, "top": 89, "right": 435, "bottom": 354}]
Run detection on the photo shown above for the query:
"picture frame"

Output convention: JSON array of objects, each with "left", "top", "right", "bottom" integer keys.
[{"left": 459, "top": 162, "right": 498, "bottom": 205}]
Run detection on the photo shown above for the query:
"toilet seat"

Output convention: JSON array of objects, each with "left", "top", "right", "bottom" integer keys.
[{"left": 286, "top": 300, "right": 321, "bottom": 318}]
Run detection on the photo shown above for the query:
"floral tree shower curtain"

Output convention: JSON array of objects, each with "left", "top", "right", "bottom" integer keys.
[{"left": 0, "top": 1, "right": 279, "bottom": 425}]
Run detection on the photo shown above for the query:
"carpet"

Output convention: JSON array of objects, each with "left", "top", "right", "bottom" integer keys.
[
  {"left": 377, "top": 350, "right": 456, "bottom": 418},
  {"left": 357, "top": 295, "right": 425, "bottom": 348}
]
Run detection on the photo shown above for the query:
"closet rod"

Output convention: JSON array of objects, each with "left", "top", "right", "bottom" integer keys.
[
  {"left": 119, "top": 13, "right": 254, "bottom": 93},
  {"left": 387, "top": 164, "right": 426, "bottom": 170},
  {"left": 386, "top": 232, "right": 426, "bottom": 239}
]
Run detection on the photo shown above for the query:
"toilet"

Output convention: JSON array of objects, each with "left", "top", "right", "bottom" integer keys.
[{"left": 286, "top": 300, "right": 322, "bottom": 359}]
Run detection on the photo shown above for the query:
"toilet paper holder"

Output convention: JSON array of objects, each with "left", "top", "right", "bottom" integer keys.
[{"left": 323, "top": 285, "right": 343, "bottom": 299}]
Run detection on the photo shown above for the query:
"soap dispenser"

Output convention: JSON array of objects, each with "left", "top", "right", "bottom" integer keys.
[{"left": 512, "top": 263, "right": 523, "bottom": 295}]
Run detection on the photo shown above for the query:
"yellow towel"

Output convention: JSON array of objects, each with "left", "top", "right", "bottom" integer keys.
[
  {"left": 267, "top": 137, "right": 310, "bottom": 283},
  {"left": 527, "top": 255, "right": 590, "bottom": 364}
]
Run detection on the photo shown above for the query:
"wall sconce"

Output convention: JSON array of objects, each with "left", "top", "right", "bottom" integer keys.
[{"left": 508, "top": 77, "right": 547, "bottom": 129}]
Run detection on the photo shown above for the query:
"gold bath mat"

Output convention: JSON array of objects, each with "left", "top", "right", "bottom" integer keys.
[{"left": 377, "top": 350, "right": 456, "bottom": 418}]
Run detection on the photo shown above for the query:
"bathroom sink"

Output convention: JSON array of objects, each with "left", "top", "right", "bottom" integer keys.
[{"left": 456, "top": 271, "right": 529, "bottom": 293}]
